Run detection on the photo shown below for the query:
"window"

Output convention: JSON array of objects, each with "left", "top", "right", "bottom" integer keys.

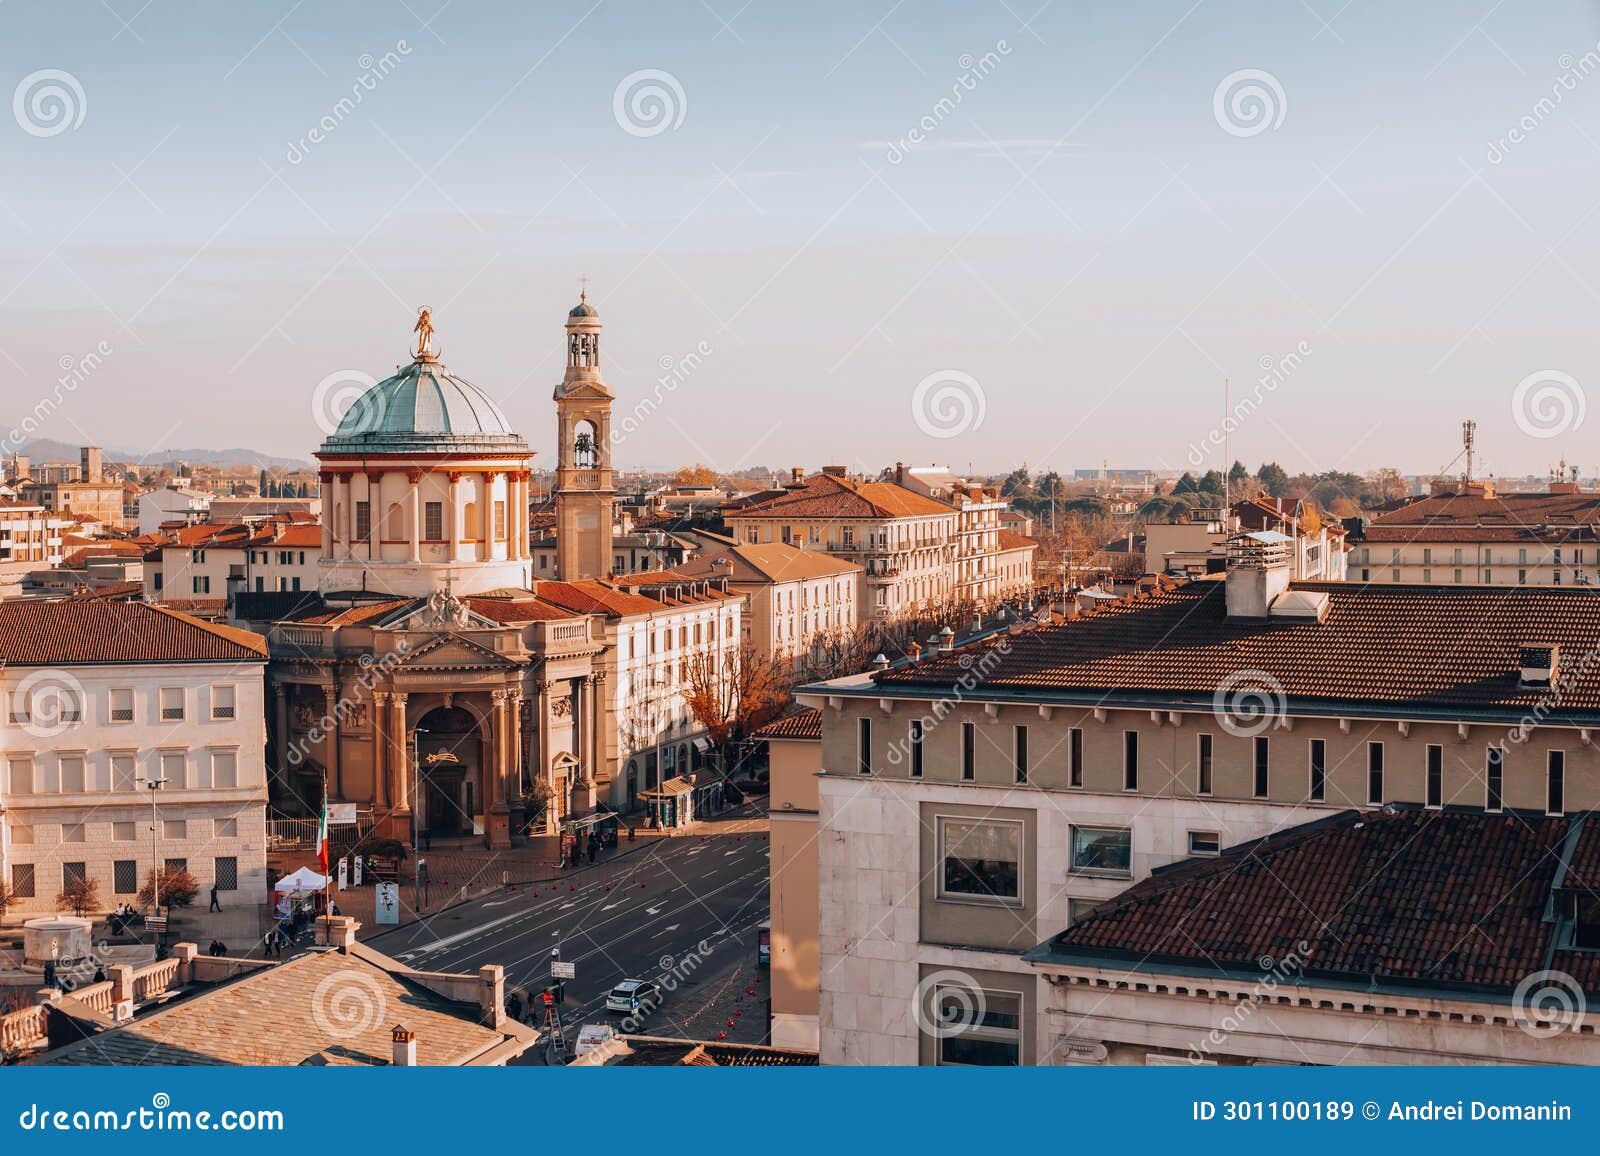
[
  {"left": 213, "top": 750, "right": 238, "bottom": 789},
  {"left": 494, "top": 501, "right": 507, "bottom": 539},
  {"left": 110, "top": 754, "right": 136, "bottom": 792},
  {"left": 355, "top": 501, "right": 371, "bottom": 540},
  {"left": 961, "top": 722, "right": 975, "bottom": 781},
  {"left": 1548, "top": 750, "right": 1566, "bottom": 816},
  {"left": 909, "top": 720, "right": 924, "bottom": 778},
  {"left": 1013, "top": 725, "right": 1028, "bottom": 784},
  {"left": 192, "top": 575, "right": 210, "bottom": 594},
  {"left": 7, "top": 758, "right": 33, "bottom": 795},
  {"left": 113, "top": 821, "right": 136, "bottom": 842},
  {"left": 215, "top": 818, "right": 238, "bottom": 839},
  {"left": 1071, "top": 825, "right": 1132, "bottom": 876},
  {"left": 110, "top": 687, "right": 134, "bottom": 723},
  {"left": 935, "top": 986, "right": 1021, "bottom": 1066},
  {"left": 1068, "top": 898, "right": 1105, "bottom": 925},
  {"left": 159, "top": 751, "right": 187, "bottom": 789},
  {"left": 938, "top": 817, "right": 1022, "bottom": 903},
  {"left": 10, "top": 864, "right": 34, "bottom": 898},
  {"left": 63, "top": 861, "right": 86, "bottom": 886},
  {"left": 424, "top": 501, "right": 443, "bottom": 540},
  {"left": 1188, "top": 831, "right": 1220, "bottom": 856},
  {"left": 1197, "top": 733, "right": 1213, "bottom": 796},
  {"left": 1425, "top": 744, "right": 1443, "bottom": 808},
  {"left": 211, "top": 685, "right": 235, "bottom": 720},
  {"left": 160, "top": 688, "right": 185, "bottom": 721},
  {"left": 1067, "top": 727, "right": 1083, "bottom": 788},
  {"left": 114, "top": 860, "right": 138, "bottom": 895},
  {"left": 60, "top": 756, "right": 85, "bottom": 794},
  {"left": 214, "top": 857, "right": 239, "bottom": 891},
  {"left": 1486, "top": 746, "right": 1504, "bottom": 812},
  {"left": 1122, "top": 731, "right": 1138, "bottom": 791},
  {"left": 1253, "top": 736, "right": 1269, "bottom": 798},
  {"left": 10, "top": 825, "right": 31, "bottom": 845},
  {"left": 62, "top": 823, "right": 85, "bottom": 843},
  {"left": 1309, "top": 739, "right": 1325, "bottom": 801},
  {"left": 164, "top": 857, "right": 187, "bottom": 876},
  {"left": 857, "top": 717, "right": 872, "bottom": 775},
  {"left": 1366, "top": 742, "right": 1384, "bottom": 805},
  {"left": 163, "top": 819, "right": 187, "bottom": 840},
  {"left": 1453, "top": 568, "right": 1462, "bottom": 582}
]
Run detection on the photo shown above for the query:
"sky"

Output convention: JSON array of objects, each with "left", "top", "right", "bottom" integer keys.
[{"left": 6, "top": 0, "right": 1600, "bottom": 480}]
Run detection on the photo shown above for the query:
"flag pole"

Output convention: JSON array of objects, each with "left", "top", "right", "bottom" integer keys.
[{"left": 320, "top": 773, "right": 331, "bottom": 937}]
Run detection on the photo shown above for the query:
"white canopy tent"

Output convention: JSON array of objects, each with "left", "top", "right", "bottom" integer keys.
[{"left": 273, "top": 867, "right": 329, "bottom": 895}]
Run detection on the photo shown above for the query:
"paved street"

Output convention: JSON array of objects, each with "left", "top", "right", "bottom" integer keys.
[{"left": 366, "top": 804, "right": 771, "bottom": 1054}]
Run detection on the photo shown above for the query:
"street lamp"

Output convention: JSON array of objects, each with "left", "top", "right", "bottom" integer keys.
[
  {"left": 409, "top": 726, "right": 429, "bottom": 910},
  {"left": 139, "top": 774, "right": 167, "bottom": 944}
]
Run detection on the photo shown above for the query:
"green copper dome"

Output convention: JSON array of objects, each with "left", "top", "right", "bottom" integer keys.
[{"left": 319, "top": 357, "right": 529, "bottom": 455}]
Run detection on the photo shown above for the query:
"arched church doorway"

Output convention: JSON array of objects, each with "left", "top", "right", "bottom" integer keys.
[{"left": 414, "top": 705, "right": 482, "bottom": 837}]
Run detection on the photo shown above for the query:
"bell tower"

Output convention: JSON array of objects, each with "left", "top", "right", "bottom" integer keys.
[{"left": 553, "top": 289, "right": 615, "bottom": 580}]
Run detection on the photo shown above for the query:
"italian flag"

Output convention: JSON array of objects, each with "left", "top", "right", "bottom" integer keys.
[{"left": 316, "top": 791, "right": 330, "bottom": 874}]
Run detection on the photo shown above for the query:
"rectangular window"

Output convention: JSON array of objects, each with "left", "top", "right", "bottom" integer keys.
[
  {"left": 1426, "top": 744, "right": 1443, "bottom": 808},
  {"left": 1367, "top": 742, "right": 1384, "bottom": 805},
  {"left": 1548, "top": 750, "right": 1566, "bottom": 816},
  {"left": 8, "top": 757, "right": 33, "bottom": 795},
  {"left": 494, "top": 501, "right": 507, "bottom": 539},
  {"left": 113, "top": 821, "right": 136, "bottom": 842},
  {"left": 160, "top": 688, "right": 184, "bottom": 721},
  {"left": 961, "top": 722, "right": 975, "bottom": 781},
  {"left": 857, "top": 717, "right": 872, "bottom": 776},
  {"left": 215, "top": 818, "right": 238, "bottom": 839},
  {"left": 214, "top": 857, "right": 239, "bottom": 892},
  {"left": 355, "top": 501, "right": 371, "bottom": 540},
  {"left": 163, "top": 820, "right": 187, "bottom": 840},
  {"left": 936, "top": 987, "right": 1021, "bottom": 1066},
  {"left": 63, "top": 861, "right": 86, "bottom": 887},
  {"left": 211, "top": 684, "right": 235, "bottom": 720},
  {"left": 1253, "top": 736, "right": 1270, "bottom": 798},
  {"left": 111, "top": 754, "right": 136, "bottom": 792},
  {"left": 59, "top": 756, "right": 85, "bottom": 794},
  {"left": 1197, "top": 733, "right": 1213, "bottom": 796},
  {"left": 424, "top": 501, "right": 443, "bottom": 540},
  {"left": 11, "top": 863, "right": 34, "bottom": 898},
  {"left": 1309, "top": 738, "right": 1325, "bottom": 801},
  {"left": 212, "top": 750, "right": 238, "bottom": 789},
  {"left": 938, "top": 817, "right": 1022, "bottom": 903},
  {"left": 164, "top": 857, "right": 187, "bottom": 876},
  {"left": 1123, "top": 731, "right": 1138, "bottom": 791},
  {"left": 909, "top": 719, "right": 924, "bottom": 778},
  {"left": 1486, "top": 746, "right": 1504, "bottom": 812},
  {"left": 1070, "top": 825, "right": 1132, "bottom": 877},
  {"left": 114, "top": 860, "right": 138, "bottom": 895},
  {"left": 110, "top": 687, "right": 134, "bottom": 723},
  {"left": 161, "top": 751, "right": 185, "bottom": 789},
  {"left": 1188, "top": 831, "right": 1220, "bottom": 856},
  {"left": 1013, "top": 725, "right": 1028, "bottom": 784},
  {"left": 62, "top": 823, "right": 85, "bottom": 843},
  {"left": 1067, "top": 727, "right": 1083, "bottom": 788}
]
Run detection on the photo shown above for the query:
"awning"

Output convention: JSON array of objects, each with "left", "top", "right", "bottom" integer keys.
[{"left": 692, "top": 736, "right": 711, "bottom": 752}]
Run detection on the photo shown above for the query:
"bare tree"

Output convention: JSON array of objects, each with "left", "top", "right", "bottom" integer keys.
[{"left": 683, "top": 640, "right": 791, "bottom": 776}]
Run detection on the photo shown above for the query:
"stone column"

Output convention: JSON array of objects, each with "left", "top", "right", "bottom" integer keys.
[
  {"left": 478, "top": 474, "right": 490, "bottom": 562},
  {"left": 362, "top": 472, "right": 377, "bottom": 559},
  {"left": 448, "top": 472, "right": 463, "bottom": 564},
  {"left": 372, "top": 690, "right": 390, "bottom": 809},
  {"left": 489, "top": 690, "right": 509, "bottom": 807},
  {"left": 272, "top": 683, "right": 288, "bottom": 794},
  {"left": 323, "top": 681, "right": 342, "bottom": 798},
  {"left": 588, "top": 671, "right": 607, "bottom": 810},
  {"left": 336, "top": 473, "right": 352, "bottom": 554},
  {"left": 407, "top": 471, "right": 421, "bottom": 562},
  {"left": 318, "top": 474, "right": 334, "bottom": 557},
  {"left": 390, "top": 693, "right": 410, "bottom": 815}
]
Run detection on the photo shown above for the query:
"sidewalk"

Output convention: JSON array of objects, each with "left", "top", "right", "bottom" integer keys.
[{"left": 267, "top": 801, "right": 771, "bottom": 939}]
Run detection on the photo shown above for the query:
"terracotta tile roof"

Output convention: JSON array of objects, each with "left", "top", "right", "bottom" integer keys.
[
  {"left": 754, "top": 707, "right": 822, "bottom": 741},
  {"left": 0, "top": 600, "right": 266, "bottom": 665},
  {"left": 66, "top": 581, "right": 143, "bottom": 601},
  {"left": 1362, "top": 489, "right": 1600, "bottom": 544},
  {"left": 870, "top": 577, "right": 1600, "bottom": 720},
  {"left": 996, "top": 529, "right": 1037, "bottom": 552},
  {"left": 466, "top": 594, "right": 581, "bottom": 623},
  {"left": 727, "top": 472, "right": 953, "bottom": 521},
  {"left": 676, "top": 541, "right": 861, "bottom": 585},
  {"left": 532, "top": 579, "right": 669, "bottom": 618},
  {"left": 1029, "top": 808, "right": 1573, "bottom": 997},
  {"left": 38, "top": 945, "right": 529, "bottom": 1066}
]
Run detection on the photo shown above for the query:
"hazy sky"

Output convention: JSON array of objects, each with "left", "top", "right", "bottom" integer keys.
[{"left": 6, "top": 0, "right": 1600, "bottom": 479}]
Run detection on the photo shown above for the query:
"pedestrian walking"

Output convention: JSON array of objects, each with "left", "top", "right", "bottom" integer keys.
[
  {"left": 587, "top": 833, "right": 598, "bottom": 864},
  {"left": 208, "top": 883, "right": 221, "bottom": 912}
]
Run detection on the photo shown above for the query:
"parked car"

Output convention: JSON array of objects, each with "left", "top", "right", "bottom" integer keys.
[{"left": 605, "top": 978, "right": 664, "bottom": 1015}]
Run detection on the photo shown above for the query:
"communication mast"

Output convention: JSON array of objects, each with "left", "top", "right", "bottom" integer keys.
[{"left": 1462, "top": 420, "right": 1477, "bottom": 484}]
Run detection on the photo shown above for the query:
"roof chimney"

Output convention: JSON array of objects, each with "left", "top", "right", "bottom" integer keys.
[
  {"left": 895, "top": 461, "right": 905, "bottom": 484},
  {"left": 786, "top": 468, "right": 805, "bottom": 489},
  {"left": 392, "top": 1025, "right": 417, "bottom": 1066},
  {"left": 1225, "top": 531, "right": 1293, "bottom": 619},
  {"left": 1520, "top": 644, "right": 1559, "bottom": 688}
]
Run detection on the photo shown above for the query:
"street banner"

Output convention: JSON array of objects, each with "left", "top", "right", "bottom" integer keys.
[
  {"left": 329, "top": 803, "right": 358, "bottom": 824},
  {"left": 336, "top": 856, "right": 348, "bottom": 890},
  {"left": 375, "top": 881, "right": 399, "bottom": 924},
  {"left": 353, "top": 855, "right": 363, "bottom": 886}
]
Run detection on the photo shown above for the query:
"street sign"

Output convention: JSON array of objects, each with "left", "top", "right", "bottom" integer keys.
[
  {"left": 145, "top": 916, "right": 167, "bottom": 933},
  {"left": 551, "top": 960, "right": 576, "bottom": 979},
  {"left": 375, "top": 882, "right": 399, "bottom": 924},
  {"left": 353, "top": 855, "right": 363, "bottom": 887},
  {"left": 336, "top": 856, "right": 349, "bottom": 890},
  {"left": 329, "top": 803, "right": 358, "bottom": 824}
]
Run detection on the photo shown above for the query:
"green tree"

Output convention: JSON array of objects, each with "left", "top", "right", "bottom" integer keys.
[{"left": 1258, "top": 462, "right": 1290, "bottom": 496}]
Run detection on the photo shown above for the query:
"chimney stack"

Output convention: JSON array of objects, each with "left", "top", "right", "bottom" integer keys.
[
  {"left": 392, "top": 1025, "right": 417, "bottom": 1066},
  {"left": 1225, "top": 531, "right": 1292, "bottom": 618}
]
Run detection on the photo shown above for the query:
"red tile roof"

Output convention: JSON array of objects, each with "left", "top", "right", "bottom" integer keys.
[
  {"left": 996, "top": 529, "right": 1037, "bottom": 552},
  {"left": 870, "top": 577, "right": 1600, "bottom": 719},
  {"left": 727, "top": 473, "right": 953, "bottom": 521},
  {"left": 466, "top": 594, "right": 581, "bottom": 623},
  {"left": 0, "top": 600, "right": 267, "bottom": 665},
  {"left": 1031, "top": 808, "right": 1573, "bottom": 997},
  {"left": 754, "top": 708, "right": 822, "bottom": 741}
]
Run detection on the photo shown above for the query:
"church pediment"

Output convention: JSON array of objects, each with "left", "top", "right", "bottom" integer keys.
[{"left": 391, "top": 632, "right": 522, "bottom": 670}]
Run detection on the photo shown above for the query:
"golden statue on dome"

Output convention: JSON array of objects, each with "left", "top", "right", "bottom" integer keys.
[{"left": 413, "top": 306, "right": 436, "bottom": 360}]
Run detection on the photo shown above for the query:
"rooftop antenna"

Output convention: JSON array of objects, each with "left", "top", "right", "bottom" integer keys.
[
  {"left": 1462, "top": 419, "right": 1476, "bottom": 484},
  {"left": 1222, "top": 377, "right": 1229, "bottom": 506}
]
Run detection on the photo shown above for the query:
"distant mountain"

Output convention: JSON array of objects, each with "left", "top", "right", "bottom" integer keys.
[{"left": 15, "top": 438, "right": 311, "bottom": 471}]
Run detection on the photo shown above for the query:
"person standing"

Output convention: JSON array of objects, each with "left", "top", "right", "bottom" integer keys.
[{"left": 209, "top": 883, "right": 221, "bottom": 912}]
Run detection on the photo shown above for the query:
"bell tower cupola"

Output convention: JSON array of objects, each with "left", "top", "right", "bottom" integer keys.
[{"left": 553, "top": 287, "right": 616, "bottom": 580}]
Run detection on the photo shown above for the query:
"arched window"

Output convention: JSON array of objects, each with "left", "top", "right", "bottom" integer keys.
[
  {"left": 573, "top": 419, "right": 598, "bottom": 469},
  {"left": 385, "top": 502, "right": 404, "bottom": 540}
]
